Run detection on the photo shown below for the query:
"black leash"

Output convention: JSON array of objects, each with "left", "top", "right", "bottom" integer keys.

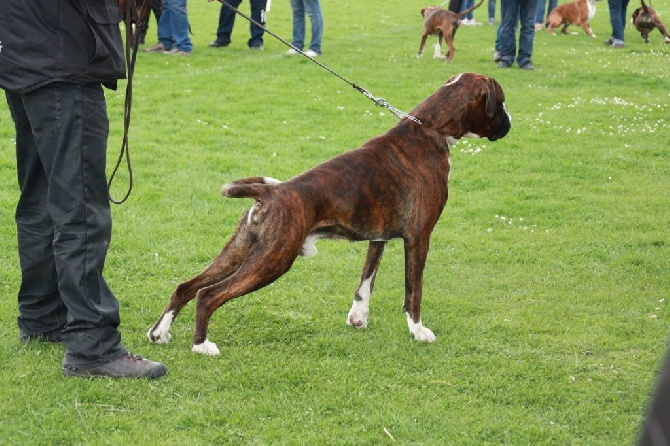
[
  {"left": 108, "top": 0, "right": 152, "bottom": 204},
  {"left": 215, "top": 0, "right": 422, "bottom": 124}
]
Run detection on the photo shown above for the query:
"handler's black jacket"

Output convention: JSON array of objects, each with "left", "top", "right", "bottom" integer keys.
[{"left": 0, "top": 0, "right": 126, "bottom": 94}]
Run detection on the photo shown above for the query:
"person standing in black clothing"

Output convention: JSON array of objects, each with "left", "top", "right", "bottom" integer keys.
[
  {"left": 0, "top": 0, "right": 167, "bottom": 379},
  {"left": 138, "top": 0, "right": 163, "bottom": 45},
  {"left": 208, "top": 0, "right": 268, "bottom": 49},
  {"left": 448, "top": 0, "right": 464, "bottom": 13}
]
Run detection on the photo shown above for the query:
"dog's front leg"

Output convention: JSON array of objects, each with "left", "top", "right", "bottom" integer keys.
[
  {"left": 347, "top": 241, "right": 386, "bottom": 328},
  {"left": 581, "top": 23, "right": 596, "bottom": 37},
  {"left": 403, "top": 237, "right": 436, "bottom": 342}
]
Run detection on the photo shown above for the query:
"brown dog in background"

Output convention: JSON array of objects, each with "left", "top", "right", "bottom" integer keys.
[
  {"left": 544, "top": 0, "right": 598, "bottom": 37},
  {"left": 632, "top": 0, "right": 670, "bottom": 43},
  {"left": 418, "top": 0, "right": 484, "bottom": 62}
]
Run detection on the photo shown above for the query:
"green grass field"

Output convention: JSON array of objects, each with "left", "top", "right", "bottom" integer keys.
[{"left": 1, "top": 0, "right": 669, "bottom": 444}]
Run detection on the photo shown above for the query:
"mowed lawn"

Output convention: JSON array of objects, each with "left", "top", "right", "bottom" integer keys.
[{"left": 0, "top": 0, "right": 669, "bottom": 444}]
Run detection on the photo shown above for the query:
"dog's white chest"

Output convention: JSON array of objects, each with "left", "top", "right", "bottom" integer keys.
[{"left": 587, "top": 1, "right": 596, "bottom": 22}]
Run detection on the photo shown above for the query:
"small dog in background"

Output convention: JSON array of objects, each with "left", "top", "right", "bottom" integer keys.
[
  {"left": 418, "top": 0, "right": 484, "bottom": 62},
  {"left": 544, "top": 0, "right": 598, "bottom": 37},
  {"left": 632, "top": 0, "right": 670, "bottom": 43}
]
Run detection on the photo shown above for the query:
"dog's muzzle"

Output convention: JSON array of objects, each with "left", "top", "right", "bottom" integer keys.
[{"left": 487, "top": 103, "right": 512, "bottom": 141}]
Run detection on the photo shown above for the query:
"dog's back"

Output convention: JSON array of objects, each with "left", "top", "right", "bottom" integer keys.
[{"left": 421, "top": 7, "right": 458, "bottom": 36}]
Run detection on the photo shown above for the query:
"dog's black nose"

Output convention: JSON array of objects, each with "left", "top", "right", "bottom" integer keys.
[{"left": 488, "top": 116, "right": 511, "bottom": 141}]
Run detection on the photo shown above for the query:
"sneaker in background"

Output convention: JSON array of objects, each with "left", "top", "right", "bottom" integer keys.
[{"left": 144, "top": 42, "right": 166, "bottom": 52}]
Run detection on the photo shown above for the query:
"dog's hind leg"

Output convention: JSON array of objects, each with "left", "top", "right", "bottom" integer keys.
[
  {"left": 147, "top": 216, "right": 253, "bottom": 344},
  {"left": 191, "top": 245, "right": 301, "bottom": 355},
  {"left": 347, "top": 241, "right": 386, "bottom": 328},
  {"left": 418, "top": 34, "right": 428, "bottom": 57},
  {"left": 433, "top": 32, "right": 444, "bottom": 58},
  {"left": 655, "top": 21, "right": 670, "bottom": 41}
]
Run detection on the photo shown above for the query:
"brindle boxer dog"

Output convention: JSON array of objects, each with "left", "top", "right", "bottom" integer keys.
[
  {"left": 632, "top": 0, "right": 670, "bottom": 44},
  {"left": 418, "top": 0, "right": 485, "bottom": 62},
  {"left": 147, "top": 72, "right": 511, "bottom": 355}
]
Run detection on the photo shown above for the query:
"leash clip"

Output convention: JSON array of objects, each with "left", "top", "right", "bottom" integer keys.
[{"left": 354, "top": 85, "right": 423, "bottom": 125}]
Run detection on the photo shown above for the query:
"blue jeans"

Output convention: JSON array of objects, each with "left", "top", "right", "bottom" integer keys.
[
  {"left": 158, "top": 0, "right": 192, "bottom": 52},
  {"left": 534, "top": 0, "right": 557, "bottom": 24},
  {"left": 489, "top": 0, "right": 496, "bottom": 21},
  {"left": 607, "top": 0, "right": 630, "bottom": 44},
  {"left": 496, "top": 0, "right": 536, "bottom": 66},
  {"left": 215, "top": 0, "right": 267, "bottom": 47},
  {"left": 461, "top": 0, "right": 475, "bottom": 20},
  {"left": 290, "top": 0, "right": 323, "bottom": 54}
]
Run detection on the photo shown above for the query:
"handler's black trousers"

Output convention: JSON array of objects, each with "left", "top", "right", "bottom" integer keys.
[{"left": 6, "top": 83, "right": 128, "bottom": 368}]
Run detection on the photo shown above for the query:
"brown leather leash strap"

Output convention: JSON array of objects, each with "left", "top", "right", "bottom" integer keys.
[
  {"left": 215, "top": 0, "right": 422, "bottom": 124},
  {"left": 108, "top": 0, "right": 152, "bottom": 204}
]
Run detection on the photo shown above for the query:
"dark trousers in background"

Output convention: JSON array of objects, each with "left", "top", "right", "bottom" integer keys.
[
  {"left": 5, "top": 83, "right": 128, "bottom": 368},
  {"left": 215, "top": 0, "right": 267, "bottom": 48},
  {"left": 448, "top": 0, "right": 464, "bottom": 13}
]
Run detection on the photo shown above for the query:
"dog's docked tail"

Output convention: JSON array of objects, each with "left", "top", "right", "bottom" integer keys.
[
  {"left": 221, "top": 176, "right": 282, "bottom": 200},
  {"left": 641, "top": 0, "right": 649, "bottom": 13}
]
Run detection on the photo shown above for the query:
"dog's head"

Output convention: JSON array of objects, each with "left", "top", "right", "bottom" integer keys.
[{"left": 409, "top": 72, "right": 511, "bottom": 142}]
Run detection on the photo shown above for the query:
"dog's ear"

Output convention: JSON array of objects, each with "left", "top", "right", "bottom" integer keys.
[
  {"left": 421, "top": 8, "right": 426, "bottom": 17},
  {"left": 482, "top": 79, "right": 498, "bottom": 118}
]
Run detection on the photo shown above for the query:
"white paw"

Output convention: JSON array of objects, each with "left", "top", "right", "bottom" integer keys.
[
  {"left": 147, "top": 311, "right": 174, "bottom": 344},
  {"left": 406, "top": 315, "right": 436, "bottom": 342},
  {"left": 192, "top": 339, "right": 220, "bottom": 355},
  {"left": 147, "top": 329, "right": 172, "bottom": 344},
  {"left": 411, "top": 325, "right": 436, "bottom": 342},
  {"left": 347, "top": 307, "right": 369, "bottom": 328}
]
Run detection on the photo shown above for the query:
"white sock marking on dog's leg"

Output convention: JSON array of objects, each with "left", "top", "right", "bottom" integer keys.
[
  {"left": 347, "top": 277, "right": 372, "bottom": 328},
  {"left": 433, "top": 42, "right": 442, "bottom": 58},
  {"left": 192, "top": 339, "right": 220, "bottom": 356},
  {"left": 147, "top": 311, "right": 174, "bottom": 344},
  {"left": 406, "top": 313, "right": 436, "bottom": 342}
]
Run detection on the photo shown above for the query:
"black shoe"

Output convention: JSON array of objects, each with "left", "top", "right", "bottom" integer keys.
[
  {"left": 63, "top": 353, "right": 168, "bottom": 379},
  {"left": 208, "top": 40, "right": 229, "bottom": 48},
  {"left": 520, "top": 61, "right": 535, "bottom": 70},
  {"left": 496, "top": 60, "right": 512, "bottom": 68},
  {"left": 603, "top": 39, "right": 613, "bottom": 46}
]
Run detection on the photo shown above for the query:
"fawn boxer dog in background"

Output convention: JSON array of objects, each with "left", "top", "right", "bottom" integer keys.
[
  {"left": 147, "top": 73, "right": 511, "bottom": 355},
  {"left": 632, "top": 0, "right": 670, "bottom": 43},
  {"left": 545, "top": 0, "right": 598, "bottom": 37},
  {"left": 418, "top": 0, "right": 485, "bottom": 62}
]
